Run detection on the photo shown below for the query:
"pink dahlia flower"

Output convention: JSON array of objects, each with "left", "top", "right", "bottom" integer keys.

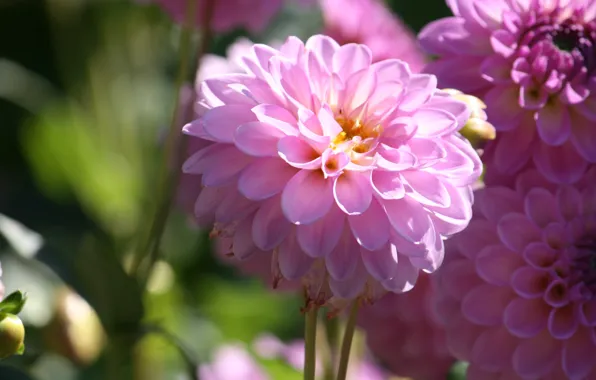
[
  {"left": 182, "top": 35, "right": 482, "bottom": 305},
  {"left": 434, "top": 167, "right": 596, "bottom": 379},
  {"left": 321, "top": 0, "right": 426, "bottom": 68},
  {"left": 419, "top": 0, "right": 596, "bottom": 184},
  {"left": 198, "top": 343, "right": 269, "bottom": 380},
  {"left": 358, "top": 273, "right": 454, "bottom": 380},
  {"left": 152, "top": 0, "right": 288, "bottom": 33}
]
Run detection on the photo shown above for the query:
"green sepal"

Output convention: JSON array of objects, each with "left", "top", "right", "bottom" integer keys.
[{"left": 0, "top": 291, "right": 27, "bottom": 315}]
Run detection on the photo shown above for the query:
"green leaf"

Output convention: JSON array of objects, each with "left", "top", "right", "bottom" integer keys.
[
  {"left": 16, "top": 343, "right": 25, "bottom": 355},
  {"left": 0, "top": 291, "right": 27, "bottom": 315},
  {"left": 448, "top": 361, "right": 469, "bottom": 380}
]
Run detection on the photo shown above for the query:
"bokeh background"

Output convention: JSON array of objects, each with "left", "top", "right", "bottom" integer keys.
[{"left": 0, "top": 1, "right": 455, "bottom": 379}]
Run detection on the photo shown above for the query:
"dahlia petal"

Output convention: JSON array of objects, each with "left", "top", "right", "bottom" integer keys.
[
  {"left": 278, "top": 136, "right": 321, "bottom": 169},
  {"left": 462, "top": 284, "right": 512, "bottom": 326},
  {"left": 575, "top": 95, "right": 596, "bottom": 121},
  {"left": 183, "top": 120, "right": 215, "bottom": 141},
  {"left": 440, "top": 259, "right": 482, "bottom": 300},
  {"left": 348, "top": 198, "right": 390, "bottom": 251},
  {"left": 194, "top": 186, "right": 226, "bottom": 227},
  {"left": 332, "top": 44, "right": 372, "bottom": 78},
  {"left": 402, "top": 171, "right": 451, "bottom": 207},
  {"left": 238, "top": 159, "right": 298, "bottom": 201},
  {"left": 333, "top": 171, "right": 373, "bottom": 215},
  {"left": 423, "top": 57, "right": 489, "bottom": 92},
  {"left": 535, "top": 102, "right": 571, "bottom": 146},
  {"left": 512, "top": 331, "right": 559, "bottom": 378},
  {"left": 232, "top": 214, "right": 257, "bottom": 260},
  {"left": 282, "top": 170, "right": 334, "bottom": 225},
  {"left": 511, "top": 266, "right": 550, "bottom": 299},
  {"left": 491, "top": 126, "right": 535, "bottom": 174},
  {"left": 278, "top": 233, "right": 314, "bottom": 280},
  {"left": 490, "top": 29, "right": 516, "bottom": 57},
  {"left": 423, "top": 97, "right": 471, "bottom": 130},
  {"left": 429, "top": 136, "right": 481, "bottom": 185},
  {"left": 456, "top": 219, "right": 500, "bottom": 259},
  {"left": 407, "top": 138, "right": 447, "bottom": 166},
  {"left": 202, "top": 105, "right": 257, "bottom": 143},
  {"left": 328, "top": 260, "right": 367, "bottom": 298},
  {"left": 570, "top": 110, "right": 596, "bottom": 162},
  {"left": 383, "top": 198, "right": 432, "bottom": 243},
  {"left": 317, "top": 105, "right": 343, "bottom": 137},
  {"left": 304, "top": 35, "right": 339, "bottom": 70},
  {"left": 251, "top": 104, "right": 298, "bottom": 135},
  {"left": 533, "top": 140, "right": 588, "bottom": 184},
  {"left": 446, "top": 314, "right": 484, "bottom": 360},
  {"left": 235, "top": 121, "right": 288, "bottom": 157},
  {"left": 183, "top": 143, "right": 225, "bottom": 174},
  {"left": 548, "top": 305, "right": 577, "bottom": 339},
  {"left": 408, "top": 228, "right": 445, "bottom": 272},
  {"left": 471, "top": 326, "right": 518, "bottom": 372},
  {"left": 562, "top": 329, "right": 596, "bottom": 380},
  {"left": 375, "top": 145, "right": 417, "bottom": 171},
  {"left": 427, "top": 184, "right": 473, "bottom": 235},
  {"left": 381, "top": 257, "right": 419, "bottom": 293},
  {"left": 371, "top": 171, "right": 405, "bottom": 200},
  {"left": 524, "top": 188, "right": 559, "bottom": 228},
  {"left": 476, "top": 244, "right": 521, "bottom": 286},
  {"left": 497, "top": 213, "right": 541, "bottom": 253},
  {"left": 360, "top": 244, "right": 398, "bottom": 282},
  {"left": 399, "top": 74, "right": 437, "bottom": 112},
  {"left": 215, "top": 189, "right": 258, "bottom": 224},
  {"left": 201, "top": 75, "right": 259, "bottom": 107},
  {"left": 523, "top": 242, "right": 558, "bottom": 269},
  {"left": 326, "top": 224, "right": 359, "bottom": 281},
  {"left": 343, "top": 68, "right": 377, "bottom": 111},
  {"left": 412, "top": 107, "right": 458, "bottom": 137},
  {"left": 480, "top": 54, "right": 512, "bottom": 84},
  {"left": 252, "top": 196, "right": 292, "bottom": 250},
  {"left": 296, "top": 205, "right": 344, "bottom": 258},
  {"left": 418, "top": 17, "right": 491, "bottom": 55},
  {"left": 580, "top": 302, "right": 596, "bottom": 326},
  {"left": 201, "top": 147, "right": 253, "bottom": 186},
  {"left": 504, "top": 297, "right": 549, "bottom": 338},
  {"left": 556, "top": 185, "right": 582, "bottom": 221},
  {"left": 321, "top": 149, "right": 349, "bottom": 178},
  {"left": 483, "top": 86, "right": 524, "bottom": 131}
]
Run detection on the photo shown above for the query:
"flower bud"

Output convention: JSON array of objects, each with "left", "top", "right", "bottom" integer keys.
[
  {"left": 0, "top": 313, "right": 25, "bottom": 359},
  {"left": 43, "top": 288, "right": 105, "bottom": 366},
  {"left": 443, "top": 88, "right": 496, "bottom": 147}
]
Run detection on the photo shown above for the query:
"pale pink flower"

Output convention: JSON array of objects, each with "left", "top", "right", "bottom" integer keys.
[
  {"left": 419, "top": 0, "right": 596, "bottom": 184},
  {"left": 182, "top": 35, "right": 482, "bottom": 305},
  {"left": 198, "top": 343, "right": 269, "bottom": 380},
  {"left": 434, "top": 167, "right": 596, "bottom": 379},
  {"left": 321, "top": 0, "right": 426, "bottom": 69},
  {"left": 252, "top": 334, "right": 388, "bottom": 380},
  {"left": 358, "top": 273, "right": 454, "bottom": 380}
]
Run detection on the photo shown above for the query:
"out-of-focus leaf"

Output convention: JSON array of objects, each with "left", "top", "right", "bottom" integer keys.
[
  {"left": 0, "top": 291, "right": 27, "bottom": 315},
  {"left": 0, "top": 214, "right": 44, "bottom": 259},
  {"left": 447, "top": 361, "right": 469, "bottom": 380},
  {"left": 258, "top": 358, "right": 302, "bottom": 380},
  {"left": 0, "top": 365, "right": 36, "bottom": 380}
]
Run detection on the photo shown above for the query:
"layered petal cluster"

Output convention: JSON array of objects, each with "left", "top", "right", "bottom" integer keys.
[
  {"left": 199, "top": 334, "right": 388, "bottom": 380},
  {"left": 358, "top": 273, "right": 454, "bottom": 380},
  {"left": 321, "top": 0, "right": 426, "bottom": 68},
  {"left": 182, "top": 35, "right": 482, "bottom": 304},
  {"left": 151, "top": 0, "right": 287, "bottom": 33},
  {"left": 419, "top": 0, "right": 596, "bottom": 184},
  {"left": 434, "top": 168, "right": 596, "bottom": 379}
]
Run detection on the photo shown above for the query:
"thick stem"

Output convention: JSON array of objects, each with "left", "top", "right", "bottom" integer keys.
[
  {"left": 335, "top": 301, "right": 359, "bottom": 380},
  {"left": 322, "top": 315, "right": 339, "bottom": 380},
  {"left": 130, "top": 0, "right": 214, "bottom": 285},
  {"left": 304, "top": 306, "right": 319, "bottom": 380}
]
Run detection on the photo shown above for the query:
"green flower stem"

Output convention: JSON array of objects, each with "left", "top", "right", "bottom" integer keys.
[
  {"left": 304, "top": 306, "right": 319, "bottom": 380},
  {"left": 335, "top": 301, "right": 360, "bottom": 380},
  {"left": 130, "top": 0, "right": 215, "bottom": 287}
]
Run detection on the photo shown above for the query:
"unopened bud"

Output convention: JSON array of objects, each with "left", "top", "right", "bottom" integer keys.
[
  {"left": 0, "top": 313, "right": 25, "bottom": 359},
  {"left": 43, "top": 288, "right": 105, "bottom": 366},
  {"left": 443, "top": 89, "right": 496, "bottom": 147}
]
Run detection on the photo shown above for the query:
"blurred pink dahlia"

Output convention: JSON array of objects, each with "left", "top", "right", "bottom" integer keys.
[
  {"left": 152, "top": 0, "right": 292, "bottom": 33},
  {"left": 182, "top": 35, "right": 482, "bottom": 305},
  {"left": 200, "top": 334, "right": 388, "bottom": 380},
  {"left": 419, "top": 0, "right": 596, "bottom": 184},
  {"left": 321, "top": 0, "right": 426, "bottom": 68},
  {"left": 434, "top": 167, "right": 596, "bottom": 379},
  {"left": 358, "top": 273, "right": 454, "bottom": 380}
]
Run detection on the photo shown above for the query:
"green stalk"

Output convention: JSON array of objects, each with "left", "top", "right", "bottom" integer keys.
[
  {"left": 335, "top": 301, "right": 359, "bottom": 380},
  {"left": 304, "top": 306, "right": 319, "bottom": 380}
]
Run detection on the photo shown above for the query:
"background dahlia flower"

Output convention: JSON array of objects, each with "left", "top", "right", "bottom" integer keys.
[
  {"left": 150, "top": 0, "right": 306, "bottom": 33},
  {"left": 434, "top": 167, "right": 596, "bottom": 379},
  {"left": 181, "top": 35, "right": 482, "bottom": 305},
  {"left": 419, "top": 0, "right": 596, "bottom": 184},
  {"left": 321, "top": 0, "right": 426, "bottom": 68},
  {"left": 358, "top": 273, "right": 454, "bottom": 380},
  {"left": 199, "top": 334, "right": 388, "bottom": 380}
]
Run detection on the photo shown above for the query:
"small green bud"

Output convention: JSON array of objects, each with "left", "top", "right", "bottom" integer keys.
[{"left": 0, "top": 313, "right": 25, "bottom": 359}]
